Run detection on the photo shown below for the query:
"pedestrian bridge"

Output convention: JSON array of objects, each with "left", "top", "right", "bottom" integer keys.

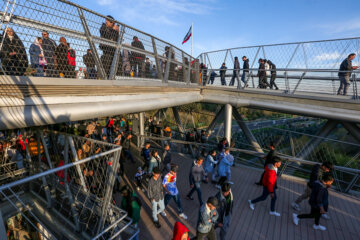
[{"left": 1, "top": 75, "right": 360, "bottom": 130}]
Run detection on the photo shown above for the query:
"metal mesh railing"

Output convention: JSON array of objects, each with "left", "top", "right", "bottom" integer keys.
[
  {"left": 0, "top": 130, "right": 138, "bottom": 240},
  {"left": 0, "top": 0, "right": 194, "bottom": 83},
  {"left": 199, "top": 38, "right": 360, "bottom": 98}
]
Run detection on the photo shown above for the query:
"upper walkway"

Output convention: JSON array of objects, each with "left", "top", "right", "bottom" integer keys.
[
  {"left": 1, "top": 75, "right": 360, "bottom": 130},
  {"left": 124, "top": 152, "right": 360, "bottom": 240},
  {"left": 1, "top": 0, "right": 360, "bottom": 129}
]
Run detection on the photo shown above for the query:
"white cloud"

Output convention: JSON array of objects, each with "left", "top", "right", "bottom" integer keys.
[
  {"left": 317, "top": 18, "right": 360, "bottom": 35},
  {"left": 96, "top": 0, "right": 114, "bottom": 6},
  {"left": 314, "top": 52, "right": 341, "bottom": 61},
  {"left": 96, "top": 0, "right": 214, "bottom": 26}
]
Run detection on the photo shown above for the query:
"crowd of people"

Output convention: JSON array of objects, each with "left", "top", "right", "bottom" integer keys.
[
  {"left": 206, "top": 56, "right": 278, "bottom": 89},
  {"left": 0, "top": 112, "right": 339, "bottom": 239},
  {"left": 0, "top": 16, "right": 187, "bottom": 80}
]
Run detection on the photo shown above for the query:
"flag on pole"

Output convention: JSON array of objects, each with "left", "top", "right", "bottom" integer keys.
[{"left": 182, "top": 26, "right": 192, "bottom": 44}]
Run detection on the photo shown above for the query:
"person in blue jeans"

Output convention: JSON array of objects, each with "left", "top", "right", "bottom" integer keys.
[
  {"left": 249, "top": 157, "right": 282, "bottom": 217},
  {"left": 147, "top": 167, "right": 165, "bottom": 228},
  {"left": 163, "top": 165, "right": 188, "bottom": 220},
  {"left": 186, "top": 157, "right": 208, "bottom": 206}
]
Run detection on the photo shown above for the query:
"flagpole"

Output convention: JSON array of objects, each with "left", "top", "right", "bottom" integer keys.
[{"left": 191, "top": 22, "right": 193, "bottom": 57}]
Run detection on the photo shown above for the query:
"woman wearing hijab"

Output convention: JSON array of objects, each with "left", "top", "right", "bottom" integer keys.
[
  {"left": 29, "top": 37, "right": 46, "bottom": 76},
  {"left": 0, "top": 28, "right": 28, "bottom": 76}
]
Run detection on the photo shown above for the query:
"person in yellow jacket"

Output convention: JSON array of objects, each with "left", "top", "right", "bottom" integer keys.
[{"left": 28, "top": 137, "right": 44, "bottom": 157}]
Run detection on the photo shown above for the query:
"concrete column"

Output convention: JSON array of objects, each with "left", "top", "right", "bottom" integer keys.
[
  {"left": 172, "top": 107, "right": 185, "bottom": 139},
  {"left": 233, "top": 108, "right": 264, "bottom": 153},
  {"left": 224, "top": 104, "right": 233, "bottom": 146},
  {"left": 139, "top": 112, "right": 145, "bottom": 147}
]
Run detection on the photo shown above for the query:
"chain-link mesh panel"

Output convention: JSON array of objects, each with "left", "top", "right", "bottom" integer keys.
[
  {"left": 200, "top": 38, "right": 360, "bottom": 96},
  {"left": 0, "top": 130, "right": 138, "bottom": 239},
  {"left": 0, "top": 0, "right": 192, "bottom": 83}
]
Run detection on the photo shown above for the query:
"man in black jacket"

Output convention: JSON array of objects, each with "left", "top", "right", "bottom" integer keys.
[
  {"left": 337, "top": 53, "right": 358, "bottom": 95},
  {"left": 131, "top": 36, "right": 146, "bottom": 77},
  {"left": 220, "top": 63, "right": 227, "bottom": 86},
  {"left": 257, "top": 58, "right": 268, "bottom": 88},
  {"left": 293, "top": 174, "right": 333, "bottom": 231},
  {"left": 42, "top": 30, "right": 57, "bottom": 77},
  {"left": 229, "top": 57, "right": 240, "bottom": 86},
  {"left": 292, "top": 161, "right": 333, "bottom": 214},
  {"left": 215, "top": 183, "right": 234, "bottom": 240},
  {"left": 241, "top": 56, "right": 249, "bottom": 87},
  {"left": 83, "top": 49, "right": 96, "bottom": 79},
  {"left": 99, "top": 15, "right": 119, "bottom": 78},
  {"left": 268, "top": 60, "right": 279, "bottom": 90}
]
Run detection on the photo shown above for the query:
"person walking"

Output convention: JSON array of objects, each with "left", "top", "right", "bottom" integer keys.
[
  {"left": 229, "top": 57, "right": 240, "bottom": 86},
  {"left": 163, "top": 165, "right": 188, "bottom": 219},
  {"left": 195, "top": 197, "right": 219, "bottom": 240},
  {"left": 293, "top": 174, "right": 334, "bottom": 231},
  {"left": 148, "top": 167, "right": 165, "bottom": 228},
  {"left": 255, "top": 142, "right": 277, "bottom": 185},
  {"left": 337, "top": 53, "right": 358, "bottom": 95},
  {"left": 148, "top": 149, "right": 162, "bottom": 176},
  {"left": 215, "top": 183, "right": 234, "bottom": 240},
  {"left": 141, "top": 142, "right": 151, "bottom": 171},
  {"left": 268, "top": 60, "right": 279, "bottom": 90},
  {"left": 172, "top": 221, "right": 190, "bottom": 240},
  {"left": 241, "top": 56, "right": 249, "bottom": 87},
  {"left": 248, "top": 157, "right": 282, "bottom": 216},
  {"left": 216, "top": 148, "right": 234, "bottom": 188},
  {"left": 204, "top": 149, "right": 218, "bottom": 183},
  {"left": 162, "top": 144, "right": 172, "bottom": 173},
  {"left": 186, "top": 157, "right": 208, "bottom": 206},
  {"left": 220, "top": 63, "right": 227, "bottom": 86},
  {"left": 291, "top": 161, "right": 333, "bottom": 219}
]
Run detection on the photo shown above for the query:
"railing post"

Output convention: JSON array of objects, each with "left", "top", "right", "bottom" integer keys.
[
  {"left": 152, "top": 37, "right": 163, "bottom": 80},
  {"left": 77, "top": 7, "right": 107, "bottom": 80},
  {"left": 68, "top": 136, "right": 88, "bottom": 193},
  {"left": 163, "top": 46, "right": 172, "bottom": 83},
  {"left": 245, "top": 47, "right": 260, "bottom": 88},
  {"left": 109, "top": 25, "right": 126, "bottom": 80},
  {"left": 182, "top": 52, "right": 187, "bottom": 83}
]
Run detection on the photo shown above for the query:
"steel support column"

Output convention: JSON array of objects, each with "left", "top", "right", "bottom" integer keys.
[
  {"left": 206, "top": 106, "right": 225, "bottom": 136},
  {"left": 0, "top": 211, "right": 7, "bottom": 240},
  {"left": 97, "top": 148, "right": 121, "bottom": 234},
  {"left": 232, "top": 108, "right": 263, "bottom": 153},
  {"left": 152, "top": 38, "right": 163, "bottom": 80},
  {"left": 68, "top": 136, "right": 88, "bottom": 192},
  {"left": 297, "top": 120, "right": 338, "bottom": 159},
  {"left": 172, "top": 107, "right": 185, "bottom": 139},
  {"left": 224, "top": 104, "right": 232, "bottom": 146},
  {"left": 163, "top": 47, "right": 172, "bottom": 83},
  {"left": 342, "top": 122, "right": 360, "bottom": 143},
  {"left": 109, "top": 25, "right": 125, "bottom": 80},
  {"left": 77, "top": 7, "right": 107, "bottom": 79}
]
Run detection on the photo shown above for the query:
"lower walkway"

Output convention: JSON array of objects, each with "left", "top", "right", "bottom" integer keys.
[{"left": 123, "top": 152, "right": 360, "bottom": 240}]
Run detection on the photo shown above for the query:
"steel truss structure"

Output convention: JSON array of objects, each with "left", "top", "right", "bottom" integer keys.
[{"left": 0, "top": 130, "right": 137, "bottom": 240}]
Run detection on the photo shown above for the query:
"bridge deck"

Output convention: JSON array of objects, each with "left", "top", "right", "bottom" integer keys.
[{"left": 124, "top": 153, "right": 360, "bottom": 240}]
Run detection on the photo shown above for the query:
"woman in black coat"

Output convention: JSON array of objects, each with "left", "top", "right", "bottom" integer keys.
[{"left": 0, "top": 28, "right": 28, "bottom": 76}]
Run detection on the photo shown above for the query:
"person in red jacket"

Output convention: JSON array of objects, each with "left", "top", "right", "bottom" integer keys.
[
  {"left": 248, "top": 157, "right": 282, "bottom": 216},
  {"left": 172, "top": 221, "right": 190, "bottom": 240}
]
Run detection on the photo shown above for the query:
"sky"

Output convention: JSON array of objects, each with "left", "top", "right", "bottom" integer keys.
[{"left": 73, "top": 0, "right": 360, "bottom": 57}]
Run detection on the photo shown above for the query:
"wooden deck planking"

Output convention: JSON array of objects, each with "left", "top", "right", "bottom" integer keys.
[{"left": 122, "top": 153, "right": 360, "bottom": 240}]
